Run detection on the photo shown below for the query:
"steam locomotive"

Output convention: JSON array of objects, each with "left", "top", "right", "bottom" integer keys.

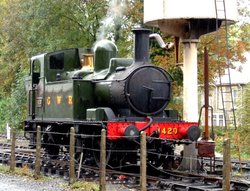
[{"left": 24, "top": 28, "right": 200, "bottom": 168}]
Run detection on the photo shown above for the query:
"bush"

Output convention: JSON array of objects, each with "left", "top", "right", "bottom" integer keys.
[
  {"left": 0, "top": 69, "right": 27, "bottom": 132},
  {"left": 0, "top": 97, "right": 11, "bottom": 132}
]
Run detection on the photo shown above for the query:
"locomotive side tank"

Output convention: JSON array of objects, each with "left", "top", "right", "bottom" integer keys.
[{"left": 24, "top": 28, "right": 201, "bottom": 168}]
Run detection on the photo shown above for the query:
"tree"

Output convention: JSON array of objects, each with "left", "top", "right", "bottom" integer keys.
[
  {"left": 236, "top": 82, "right": 250, "bottom": 156},
  {"left": 0, "top": 0, "right": 144, "bottom": 129},
  {"left": 0, "top": 0, "right": 143, "bottom": 96}
]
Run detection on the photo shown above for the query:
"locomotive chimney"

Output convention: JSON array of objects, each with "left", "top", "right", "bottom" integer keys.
[{"left": 132, "top": 28, "right": 151, "bottom": 63}]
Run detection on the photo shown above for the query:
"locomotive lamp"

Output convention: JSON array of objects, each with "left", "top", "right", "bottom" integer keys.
[{"left": 144, "top": 0, "right": 237, "bottom": 171}]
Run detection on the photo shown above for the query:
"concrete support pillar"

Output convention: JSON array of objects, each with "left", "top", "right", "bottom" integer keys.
[
  {"left": 182, "top": 39, "right": 199, "bottom": 122},
  {"left": 179, "top": 39, "right": 199, "bottom": 171}
]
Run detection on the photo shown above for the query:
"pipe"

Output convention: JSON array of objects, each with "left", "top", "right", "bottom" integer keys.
[
  {"left": 139, "top": 116, "right": 153, "bottom": 132},
  {"left": 150, "top": 33, "right": 166, "bottom": 48},
  {"left": 204, "top": 47, "right": 209, "bottom": 140},
  {"left": 150, "top": 33, "right": 174, "bottom": 49},
  {"left": 174, "top": 37, "right": 180, "bottom": 63}
]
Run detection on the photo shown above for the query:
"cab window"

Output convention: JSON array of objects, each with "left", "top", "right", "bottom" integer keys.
[
  {"left": 49, "top": 52, "right": 64, "bottom": 70},
  {"left": 32, "top": 60, "right": 41, "bottom": 84}
]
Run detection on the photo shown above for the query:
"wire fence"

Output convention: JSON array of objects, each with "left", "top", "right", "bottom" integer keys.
[{"left": 0, "top": 127, "right": 245, "bottom": 190}]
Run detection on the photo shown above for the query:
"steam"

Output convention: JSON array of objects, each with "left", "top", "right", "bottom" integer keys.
[{"left": 96, "top": 0, "right": 127, "bottom": 41}]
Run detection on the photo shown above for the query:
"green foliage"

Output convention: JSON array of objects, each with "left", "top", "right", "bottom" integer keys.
[
  {"left": 237, "top": 83, "right": 250, "bottom": 127},
  {"left": 0, "top": 97, "right": 11, "bottom": 131},
  {"left": 213, "top": 122, "right": 250, "bottom": 160},
  {"left": 235, "top": 83, "right": 250, "bottom": 158},
  {"left": 0, "top": 69, "right": 27, "bottom": 130},
  {"left": 69, "top": 181, "right": 99, "bottom": 191},
  {"left": 8, "top": 69, "right": 27, "bottom": 129}
]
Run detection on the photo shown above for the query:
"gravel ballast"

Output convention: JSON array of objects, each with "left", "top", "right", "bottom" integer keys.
[{"left": 0, "top": 172, "right": 69, "bottom": 191}]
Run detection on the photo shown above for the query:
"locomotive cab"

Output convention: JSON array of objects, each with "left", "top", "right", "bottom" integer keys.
[
  {"left": 25, "top": 55, "right": 45, "bottom": 120},
  {"left": 25, "top": 48, "right": 95, "bottom": 121}
]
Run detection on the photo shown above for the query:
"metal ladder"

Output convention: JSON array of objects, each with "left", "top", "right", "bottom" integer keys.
[
  {"left": 214, "top": 0, "right": 242, "bottom": 172},
  {"left": 214, "top": 0, "right": 237, "bottom": 132}
]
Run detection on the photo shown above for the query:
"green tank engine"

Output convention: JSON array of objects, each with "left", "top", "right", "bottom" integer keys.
[
  {"left": 25, "top": 28, "right": 172, "bottom": 122},
  {"left": 24, "top": 28, "right": 200, "bottom": 168}
]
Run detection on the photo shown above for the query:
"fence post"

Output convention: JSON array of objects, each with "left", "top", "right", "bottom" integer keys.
[
  {"left": 34, "top": 126, "right": 41, "bottom": 179},
  {"left": 100, "top": 129, "right": 106, "bottom": 191},
  {"left": 6, "top": 123, "right": 11, "bottom": 142},
  {"left": 10, "top": 129, "right": 16, "bottom": 172},
  {"left": 140, "top": 131, "right": 147, "bottom": 191},
  {"left": 223, "top": 138, "right": 231, "bottom": 191},
  {"left": 69, "top": 127, "right": 76, "bottom": 184}
]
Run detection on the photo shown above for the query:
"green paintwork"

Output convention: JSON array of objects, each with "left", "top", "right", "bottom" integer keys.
[
  {"left": 43, "top": 80, "right": 94, "bottom": 121},
  {"left": 73, "top": 80, "right": 94, "bottom": 119},
  {"left": 94, "top": 58, "right": 133, "bottom": 105},
  {"left": 44, "top": 48, "right": 81, "bottom": 82}
]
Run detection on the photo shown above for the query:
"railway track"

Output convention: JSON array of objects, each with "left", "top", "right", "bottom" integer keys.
[
  {"left": 151, "top": 168, "right": 250, "bottom": 190},
  {"left": 0, "top": 136, "right": 250, "bottom": 190},
  {"left": 200, "top": 156, "right": 250, "bottom": 176}
]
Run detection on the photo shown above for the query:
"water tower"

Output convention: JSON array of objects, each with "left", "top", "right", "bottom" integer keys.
[{"left": 144, "top": 0, "right": 238, "bottom": 170}]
